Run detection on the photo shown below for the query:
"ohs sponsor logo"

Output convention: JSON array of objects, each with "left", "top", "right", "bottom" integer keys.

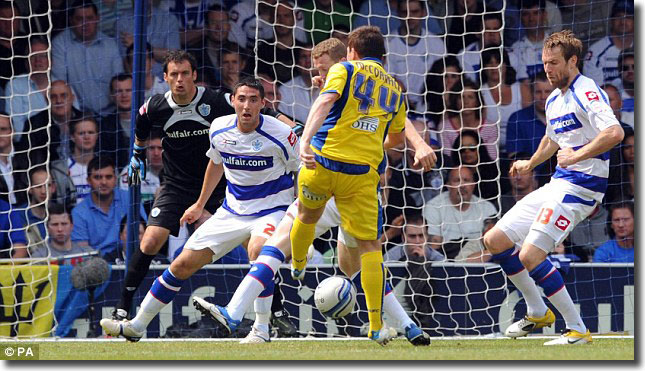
[{"left": 351, "top": 117, "right": 379, "bottom": 133}]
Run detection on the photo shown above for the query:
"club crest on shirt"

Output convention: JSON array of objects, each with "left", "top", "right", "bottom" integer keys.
[
  {"left": 198, "top": 103, "right": 211, "bottom": 116},
  {"left": 252, "top": 139, "right": 263, "bottom": 151}
]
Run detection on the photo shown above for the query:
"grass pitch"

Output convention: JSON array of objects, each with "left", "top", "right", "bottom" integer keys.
[{"left": 15, "top": 337, "right": 635, "bottom": 361}]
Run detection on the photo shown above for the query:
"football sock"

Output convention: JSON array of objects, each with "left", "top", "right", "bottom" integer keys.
[
  {"left": 290, "top": 217, "right": 316, "bottom": 272},
  {"left": 117, "top": 248, "right": 156, "bottom": 313},
  {"left": 491, "top": 247, "right": 548, "bottom": 317},
  {"left": 131, "top": 268, "right": 184, "bottom": 332},
  {"left": 253, "top": 279, "right": 274, "bottom": 335},
  {"left": 360, "top": 250, "right": 385, "bottom": 334},
  {"left": 530, "top": 260, "right": 586, "bottom": 333},
  {"left": 227, "top": 246, "right": 285, "bottom": 321},
  {"left": 271, "top": 275, "right": 284, "bottom": 314},
  {"left": 351, "top": 272, "right": 413, "bottom": 329}
]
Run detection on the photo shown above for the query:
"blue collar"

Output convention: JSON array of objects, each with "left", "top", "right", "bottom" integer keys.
[{"left": 361, "top": 57, "right": 383, "bottom": 64}]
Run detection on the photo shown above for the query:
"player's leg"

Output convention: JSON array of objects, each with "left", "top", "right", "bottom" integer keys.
[
  {"left": 290, "top": 166, "right": 331, "bottom": 277},
  {"left": 337, "top": 236, "right": 430, "bottom": 346},
  {"left": 101, "top": 247, "right": 214, "bottom": 341}
]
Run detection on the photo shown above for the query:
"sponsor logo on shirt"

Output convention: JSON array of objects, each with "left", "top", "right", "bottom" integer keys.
[
  {"left": 220, "top": 152, "right": 273, "bottom": 171},
  {"left": 351, "top": 117, "right": 379, "bottom": 133},
  {"left": 555, "top": 215, "right": 571, "bottom": 231},
  {"left": 222, "top": 139, "right": 237, "bottom": 145},
  {"left": 166, "top": 128, "right": 210, "bottom": 138},
  {"left": 585, "top": 91, "right": 599, "bottom": 101},
  {"left": 287, "top": 131, "right": 297, "bottom": 147},
  {"left": 550, "top": 113, "right": 583, "bottom": 134}
]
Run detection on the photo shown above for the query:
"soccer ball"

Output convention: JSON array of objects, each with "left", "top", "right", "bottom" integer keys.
[{"left": 314, "top": 276, "right": 357, "bottom": 318}]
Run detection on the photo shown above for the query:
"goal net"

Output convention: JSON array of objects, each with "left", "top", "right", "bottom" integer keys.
[{"left": 0, "top": 0, "right": 634, "bottom": 340}]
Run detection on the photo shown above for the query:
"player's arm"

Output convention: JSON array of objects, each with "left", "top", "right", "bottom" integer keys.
[
  {"left": 557, "top": 125, "right": 624, "bottom": 168},
  {"left": 129, "top": 99, "right": 153, "bottom": 186},
  {"left": 180, "top": 160, "right": 225, "bottom": 225},
  {"left": 300, "top": 92, "right": 339, "bottom": 168},
  {"left": 510, "top": 135, "right": 559, "bottom": 176},
  {"left": 400, "top": 118, "right": 437, "bottom": 172}
]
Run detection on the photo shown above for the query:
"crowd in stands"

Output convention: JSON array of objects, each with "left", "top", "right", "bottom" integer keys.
[{"left": 0, "top": 0, "right": 635, "bottom": 265}]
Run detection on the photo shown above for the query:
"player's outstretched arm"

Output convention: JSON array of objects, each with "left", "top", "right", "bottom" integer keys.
[
  {"left": 557, "top": 125, "right": 624, "bottom": 168},
  {"left": 510, "top": 135, "right": 559, "bottom": 176},
  {"left": 401, "top": 118, "right": 437, "bottom": 172},
  {"left": 300, "top": 92, "right": 338, "bottom": 168},
  {"left": 180, "top": 161, "right": 224, "bottom": 225}
]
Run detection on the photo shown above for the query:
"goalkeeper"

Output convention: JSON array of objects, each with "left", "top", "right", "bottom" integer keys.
[
  {"left": 114, "top": 50, "right": 295, "bottom": 326},
  {"left": 194, "top": 35, "right": 436, "bottom": 346}
]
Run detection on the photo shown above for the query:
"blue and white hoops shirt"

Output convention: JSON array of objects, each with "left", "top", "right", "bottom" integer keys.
[
  {"left": 545, "top": 73, "right": 621, "bottom": 203},
  {"left": 207, "top": 113, "right": 300, "bottom": 216}
]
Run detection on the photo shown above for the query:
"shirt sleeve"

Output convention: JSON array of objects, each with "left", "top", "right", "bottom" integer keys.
[
  {"left": 577, "top": 87, "right": 621, "bottom": 132},
  {"left": 592, "top": 242, "right": 612, "bottom": 262},
  {"left": 388, "top": 99, "right": 407, "bottom": 134},
  {"left": 423, "top": 199, "right": 442, "bottom": 237},
  {"left": 71, "top": 207, "right": 89, "bottom": 243},
  {"left": 283, "top": 129, "right": 301, "bottom": 172},
  {"left": 134, "top": 97, "right": 153, "bottom": 141},
  {"left": 321, "top": 62, "right": 349, "bottom": 96},
  {"left": 8, "top": 210, "right": 27, "bottom": 245},
  {"left": 206, "top": 126, "right": 223, "bottom": 164}
]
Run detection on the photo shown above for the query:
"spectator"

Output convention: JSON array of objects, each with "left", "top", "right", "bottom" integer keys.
[
  {"left": 422, "top": 166, "right": 497, "bottom": 259},
  {"left": 440, "top": 79, "right": 498, "bottom": 161},
  {"left": 279, "top": 45, "right": 317, "bottom": 124},
  {"left": 509, "top": 0, "right": 549, "bottom": 83},
  {"left": 601, "top": 84, "right": 625, "bottom": 126},
  {"left": 69, "top": 116, "right": 99, "bottom": 203},
  {"left": 606, "top": 126, "right": 634, "bottom": 204},
  {"left": 99, "top": 73, "right": 134, "bottom": 170},
  {"left": 559, "top": 0, "right": 611, "bottom": 48},
  {"left": 123, "top": 43, "right": 168, "bottom": 99},
  {"left": 445, "top": 0, "right": 486, "bottom": 55},
  {"left": 0, "top": 1, "right": 29, "bottom": 90},
  {"left": 0, "top": 198, "right": 27, "bottom": 259},
  {"left": 255, "top": 1, "right": 308, "bottom": 83},
  {"left": 353, "top": 0, "right": 443, "bottom": 36},
  {"left": 583, "top": 1, "right": 633, "bottom": 87},
  {"left": 593, "top": 202, "right": 634, "bottom": 263},
  {"left": 567, "top": 204, "right": 609, "bottom": 263},
  {"left": 480, "top": 48, "right": 532, "bottom": 150},
  {"left": 51, "top": 0, "right": 124, "bottom": 114},
  {"left": 384, "top": 213, "right": 444, "bottom": 262},
  {"left": 386, "top": 119, "right": 444, "bottom": 224},
  {"left": 504, "top": 0, "right": 562, "bottom": 48},
  {"left": 119, "top": 130, "right": 163, "bottom": 208},
  {"left": 229, "top": 0, "right": 307, "bottom": 49},
  {"left": 424, "top": 56, "right": 462, "bottom": 127},
  {"left": 457, "top": 12, "right": 507, "bottom": 83},
  {"left": 30, "top": 203, "right": 94, "bottom": 260},
  {"left": 385, "top": 0, "right": 445, "bottom": 113},
  {"left": 450, "top": 130, "right": 504, "bottom": 203},
  {"left": 617, "top": 47, "right": 634, "bottom": 128},
  {"left": 187, "top": 4, "right": 236, "bottom": 88},
  {"left": 301, "top": 0, "right": 353, "bottom": 45},
  {"left": 258, "top": 73, "right": 282, "bottom": 113},
  {"left": 219, "top": 42, "right": 248, "bottom": 92},
  {"left": 16, "top": 167, "right": 57, "bottom": 252},
  {"left": 0, "top": 112, "right": 25, "bottom": 205},
  {"left": 16, "top": 80, "right": 83, "bottom": 165},
  {"left": 505, "top": 72, "right": 556, "bottom": 184},
  {"left": 116, "top": 0, "right": 181, "bottom": 78},
  {"left": 71, "top": 156, "right": 146, "bottom": 257},
  {"left": 330, "top": 24, "right": 350, "bottom": 47},
  {"left": 4, "top": 37, "right": 50, "bottom": 142},
  {"left": 96, "top": 0, "right": 132, "bottom": 38},
  {"left": 168, "top": 0, "right": 224, "bottom": 47},
  {"left": 500, "top": 152, "right": 538, "bottom": 215}
]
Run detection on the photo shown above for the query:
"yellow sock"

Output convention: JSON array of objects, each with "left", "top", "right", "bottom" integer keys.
[
  {"left": 290, "top": 217, "right": 316, "bottom": 271},
  {"left": 360, "top": 250, "right": 385, "bottom": 335}
]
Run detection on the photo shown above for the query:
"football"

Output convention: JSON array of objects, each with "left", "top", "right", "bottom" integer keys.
[{"left": 314, "top": 276, "right": 357, "bottom": 318}]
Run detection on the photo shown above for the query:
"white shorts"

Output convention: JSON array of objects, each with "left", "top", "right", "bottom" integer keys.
[
  {"left": 497, "top": 180, "right": 597, "bottom": 253},
  {"left": 286, "top": 197, "right": 358, "bottom": 248},
  {"left": 184, "top": 207, "right": 285, "bottom": 261}
]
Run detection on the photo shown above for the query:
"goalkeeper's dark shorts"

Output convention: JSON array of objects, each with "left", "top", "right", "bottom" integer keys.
[{"left": 147, "top": 183, "right": 222, "bottom": 236}]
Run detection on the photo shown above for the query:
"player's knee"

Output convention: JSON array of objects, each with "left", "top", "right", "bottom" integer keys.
[
  {"left": 169, "top": 256, "right": 198, "bottom": 280},
  {"left": 518, "top": 249, "right": 541, "bottom": 271},
  {"left": 483, "top": 227, "right": 512, "bottom": 255},
  {"left": 139, "top": 227, "right": 169, "bottom": 255}
]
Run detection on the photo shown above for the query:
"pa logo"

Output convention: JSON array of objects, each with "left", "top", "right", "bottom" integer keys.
[{"left": 198, "top": 103, "right": 211, "bottom": 116}]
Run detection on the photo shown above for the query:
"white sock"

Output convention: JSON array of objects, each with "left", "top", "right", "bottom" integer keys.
[
  {"left": 547, "top": 288, "right": 586, "bottom": 333},
  {"left": 131, "top": 291, "right": 166, "bottom": 332},
  {"left": 227, "top": 253, "right": 282, "bottom": 321},
  {"left": 383, "top": 292, "right": 414, "bottom": 329},
  {"left": 253, "top": 295, "right": 272, "bottom": 334},
  {"left": 508, "top": 269, "right": 549, "bottom": 318}
]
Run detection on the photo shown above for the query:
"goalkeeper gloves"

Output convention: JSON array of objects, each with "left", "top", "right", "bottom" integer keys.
[
  {"left": 292, "top": 123, "right": 305, "bottom": 137},
  {"left": 128, "top": 143, "right": 147, "bottom": 186}
]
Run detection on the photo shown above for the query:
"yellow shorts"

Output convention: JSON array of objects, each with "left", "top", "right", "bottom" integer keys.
[{"left": 297, "top": 154, "right": 382, "bottom": 241}]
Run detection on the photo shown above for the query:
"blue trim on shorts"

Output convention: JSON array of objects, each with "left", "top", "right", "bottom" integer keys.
[{"left": 314, "top": 153, "right": 370, "bottom": 175}]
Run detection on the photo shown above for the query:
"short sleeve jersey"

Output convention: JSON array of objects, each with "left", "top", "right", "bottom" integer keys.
[{"left": 312, "top": 58, "right": 406, "bottom": 170}]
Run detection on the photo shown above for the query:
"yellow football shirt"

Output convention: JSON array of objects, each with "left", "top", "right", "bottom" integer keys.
[{"left": 311, "top": 58, "right": 406, "bottom": 170}]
